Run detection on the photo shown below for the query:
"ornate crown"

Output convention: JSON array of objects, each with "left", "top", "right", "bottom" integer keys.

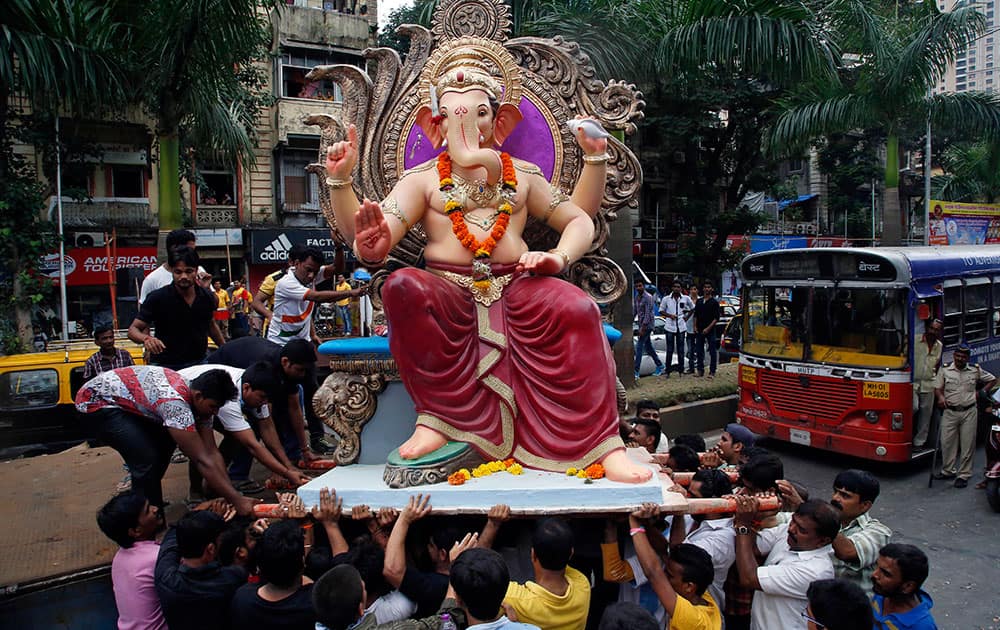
[{"left": 418, "top": 37, "right": 522, "bottom": 109}]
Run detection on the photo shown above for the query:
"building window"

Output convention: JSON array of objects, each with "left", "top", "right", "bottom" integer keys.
[
  {"left": 788, "top": 159, "right": 804, "bottom": 173},
  {"left": 111, "top": 165, "right": 144, "bottom": 198},
  {"left": 281, "top": 151, "right": 320, "bottom": 211},
  {"left": 198, "top": 167, "right": 236, "bottom": 206},
  {"left": 279, "top": 49, "right": 360, "bottom": 101}
]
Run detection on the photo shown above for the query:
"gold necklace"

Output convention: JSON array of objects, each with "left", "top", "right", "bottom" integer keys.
[{"left": 451, "top": 171, "right": 504, "bottom": 208}]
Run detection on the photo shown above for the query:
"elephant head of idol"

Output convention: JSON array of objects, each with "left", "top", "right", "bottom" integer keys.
[{"left": 415, "top": 38, "right": 524, "bottom": 182}]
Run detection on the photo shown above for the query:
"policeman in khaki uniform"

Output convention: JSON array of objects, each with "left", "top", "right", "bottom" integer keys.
[
  {"left": 912, "top": 319, "right": 943, "bottom": 448},
  {"left": 934, "top": 343, "right": 995, "bottom": 487}
]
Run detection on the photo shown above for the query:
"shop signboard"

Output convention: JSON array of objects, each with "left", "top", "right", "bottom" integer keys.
[
  {"left": 247, "top": 229, "right": 354, "bottom": 264},
  {"left": 928, "top": 200, "right": 1000, "bottom": 245},
  {"left": 38, "top": 247, "right": 158, "bottom": 286},
  {"left": 192, "top": 228, "right": 243, "bottom": 247}
]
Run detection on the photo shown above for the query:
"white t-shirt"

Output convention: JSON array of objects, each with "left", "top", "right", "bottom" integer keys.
[
  {"left": 365, "top": 590, "right": 417, "bottom": 624},
  {"left": 178, "top": 364, "right": 269, "bottom": 432},
  {"left": 266, "top": 266, "right": 329, "bottom": 345},
  {"left": 684, "top": 516, "right": 735, "bottom": 611},
  {"left": 138, "top": 263, "right": 208, "bottom": 305},
  {"left": 659, "top": 293, "right": 695, "bottom": 334},
  {"left": 750, "top": 523, "right": 834, "bottom": 630}
]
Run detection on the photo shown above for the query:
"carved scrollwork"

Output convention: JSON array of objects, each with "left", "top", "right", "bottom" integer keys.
[
  {"left": 566, "top": 255, "right": 628, "bottom": 306},
  {"left": 431, "top": 0, "right": 512, "bottom": 43},
  {"left": 313, "top": 373, "right": 387, "bottom": 466}
]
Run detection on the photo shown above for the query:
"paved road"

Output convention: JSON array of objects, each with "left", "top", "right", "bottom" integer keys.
[{"left": 757, "top": 438, "right": 1000, "bottom": 629}]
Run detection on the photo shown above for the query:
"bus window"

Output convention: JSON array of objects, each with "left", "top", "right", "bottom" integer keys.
[
  {"left": 993, "top": 281, "right": 1000, "bottom": 337},
  {"left": 743, "top": 285, "right": 806, "bottom": 360},
  {"left": 965, "top": 282, "right": 990, "bottom": 342},
  {"left": 809, "top": 288, "right": 907, "bottom": 368},
  {"left": 943, "top": 285, "right": 962, "bottom": 345}
]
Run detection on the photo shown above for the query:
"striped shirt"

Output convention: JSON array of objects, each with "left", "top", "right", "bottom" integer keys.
[
  {"left": 834, "top": 512, "right": 892, "bottom": 592},
  {"left": 74, "top": 366, "right": 200, "bottom": 431},
  {"left": 83, "top": 348, "right": 136, "bottom": 381}
]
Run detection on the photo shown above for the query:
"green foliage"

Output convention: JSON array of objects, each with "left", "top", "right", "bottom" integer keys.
[
  {"left": 815, "top": 132, "right": 882, "bottom": 236},
  {"left": 933, "top": 141, "right": 1000, "bottom": 203},
  {"left": 0, "top": 147, "right": 57, "bottom": 354},
  {"left": 378, "top": 0, "right": 433, "bottom": 54}
]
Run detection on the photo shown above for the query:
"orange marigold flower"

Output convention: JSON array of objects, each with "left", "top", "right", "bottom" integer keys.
[
  {"left": 448, "top": 471, "right": 467, "bottom": 485},
  {"left": 584, "top": 463, "right": 606, "bottom": 480}
]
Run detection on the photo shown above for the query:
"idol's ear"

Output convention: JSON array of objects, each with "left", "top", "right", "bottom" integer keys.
[
  {"left": 416, "top": 105, "right": 444, "bottom": 148},
  {"left": 492, "top": 103, "right": 523, "bottom": 146}
]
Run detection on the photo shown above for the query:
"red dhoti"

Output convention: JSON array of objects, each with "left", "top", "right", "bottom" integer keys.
[{"left": 382, "top": 262, "right": 624, "bottom": 471}]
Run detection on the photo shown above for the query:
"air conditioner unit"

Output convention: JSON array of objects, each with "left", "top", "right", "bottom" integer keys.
[
  {"left": 632, "top": 226, "right": 643, "bottom": 239},
  {"left": 74, "top": 232, "right": 106, "bottom": 247}
]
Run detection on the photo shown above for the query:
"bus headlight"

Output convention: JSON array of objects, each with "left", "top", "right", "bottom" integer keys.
[
  {"left": 891, "top": 413, "right": 903, "bottom": 430},
  {"left": 752, "top": 392, "right": 763, "bottom": 403},
  {"left": 865, "top": 410, "right": 879, "bottom": 424}
]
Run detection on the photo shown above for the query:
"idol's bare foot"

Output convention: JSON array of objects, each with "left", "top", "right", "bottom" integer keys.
[
  {"left": 397, "top": 426, "right": 448, "bottom": 459},
  {"left": 601, "top": 449, "right": 654, "bottom": 483}
]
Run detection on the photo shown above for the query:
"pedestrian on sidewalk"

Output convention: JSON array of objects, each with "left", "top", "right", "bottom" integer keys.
[
  {"left": 693, "top": 281, "right": 720, "bottom": 378},
  {"left": 634, "top": 283, "right": 664, "bottom": 379},
  {"left": 685, "top": 285, "right": 699, "bottom": 373},
  {"left": 659, "top": 280, "right": 694, "bottom": 378}
]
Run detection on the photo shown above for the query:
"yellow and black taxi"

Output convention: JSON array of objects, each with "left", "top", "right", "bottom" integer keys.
[{"left": 0, "top": 338, "right": 145, "bottom": 455}]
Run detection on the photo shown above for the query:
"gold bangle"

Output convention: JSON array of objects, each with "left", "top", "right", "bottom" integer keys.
[
  {"left": 326, "top": 176, "right": 353, "bottom": 189},
  {"left": 582, "top": 153, "right": 610, "bottom": 165},
  {"left": 353, "top": 244, "right": 385, "bottom": 267},
  {"left": 548, "top": 248, "right": 570, "bottom": 270},
  {"left": 382, "top": 197, "right": 409, "bottom": 228}
]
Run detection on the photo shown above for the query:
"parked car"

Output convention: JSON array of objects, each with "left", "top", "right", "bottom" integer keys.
[
  {"left": 718, "top": 294, "right": 741, "bottom": 311},
  {"left": 719, "top": 312, "right": 742, "bottom": 363},
  {"left": 632, "top": 316, "right": 682, "bottom": 375},
  {"left": 0, "top": 339, "right": 145, "bottom": 458}
]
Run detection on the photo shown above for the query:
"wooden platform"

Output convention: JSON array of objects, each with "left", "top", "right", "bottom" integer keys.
[
  {"left": 297, "top": 448, "right": 689, "bottom": 515},
  {"left": 0, "top": 443, "right": 192, "bottom": 592}
]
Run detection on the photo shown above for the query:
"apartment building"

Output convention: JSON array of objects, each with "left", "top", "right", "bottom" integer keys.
[
  {"left": 935, "top": 0, "right": 998, "bottom": 94},
  {"left": 20, "top": 1, "right": 377, "bottom": 332}
]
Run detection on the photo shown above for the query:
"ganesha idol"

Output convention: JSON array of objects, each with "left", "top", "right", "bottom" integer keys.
[{"left": 324, "top": 37, "right": 651, "bottom": 484}]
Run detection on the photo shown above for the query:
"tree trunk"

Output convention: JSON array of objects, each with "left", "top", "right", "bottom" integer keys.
[
  {"left": 157, "top": 132, "right": 183, "bottom": 231},
  {"left": 881, "top": 134, "right": 902, "bottom": 245},
  {"left": 13, "top": 255, "right": 33, "bottom": 351}
]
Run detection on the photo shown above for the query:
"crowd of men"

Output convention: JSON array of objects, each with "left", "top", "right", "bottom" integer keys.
[
  {"left": 73, "top": 229, "right": 950, "bottom": 630},
  {"left": 90, "top": 399, "right": 940, "bottom": 630},
  {"left": 634, "top": 279, "right": 722, "bottom": 380}
]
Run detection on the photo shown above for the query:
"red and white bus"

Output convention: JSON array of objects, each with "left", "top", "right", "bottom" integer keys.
[{"left": 735, "top": 246, "right": 1000, "bottom": 462}]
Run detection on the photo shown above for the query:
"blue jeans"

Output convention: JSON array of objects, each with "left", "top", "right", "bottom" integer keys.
[
  {"left": 694, "top": 329, "right": 718, "bottom": 375},
  {"left": 634, "top": 330, "right": 663, "bottom": 373},
  {"left": 88, "top": 408, "right": 176, "bottom": 507},
  {"left": 337, "top": 304, "right": 352, "bottom": 335},
  {"left": 665, "top": 331, "right": 685, "bottom": 375}
]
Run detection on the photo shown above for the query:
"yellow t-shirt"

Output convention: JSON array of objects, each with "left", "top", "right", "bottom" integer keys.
[
  {"left": 336, "top": 281, "right": 351, "bottom": 307},
  {"left": 215, "top": 289, "right": 230, "bottom": 311},
  {"left": 504, "top": 566, "right": 591, "bottom": 630},
  {"left": 669, "top": 592, "right": 721, "bottom": 630}
]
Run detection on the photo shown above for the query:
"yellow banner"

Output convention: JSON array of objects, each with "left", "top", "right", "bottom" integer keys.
[{"left": 928, "top": 199, "right": 1000, "bottom": 245}]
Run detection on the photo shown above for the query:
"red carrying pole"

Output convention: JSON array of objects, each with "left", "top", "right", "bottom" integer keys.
[{"left": 106, "top": 231, "right": 119, "bottom": 329}]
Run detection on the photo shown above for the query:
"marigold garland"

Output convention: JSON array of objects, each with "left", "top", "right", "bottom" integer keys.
[
  {"left": 566, "top": 463, "right": 605, "bottom": 481},
  {"left": 448, "top": 459, "right": 523, "bottom": 485},
  {"left": 437, "top": 151, "right": 516, "bottom": 274}
]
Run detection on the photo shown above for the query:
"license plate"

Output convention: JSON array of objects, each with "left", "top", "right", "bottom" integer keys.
[
  {"left": 863, "top": 382, "right": 890, "bottom": 400},
  {"left": 789, "top": 429, "right": 811, "bottom": 446}
]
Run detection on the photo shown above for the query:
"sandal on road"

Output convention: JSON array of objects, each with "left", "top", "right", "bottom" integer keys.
[{"left": 233, "top": 479, "right": 265, "bottom": 494}]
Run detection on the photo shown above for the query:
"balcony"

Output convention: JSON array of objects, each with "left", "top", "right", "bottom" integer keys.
[
  {"left": 275, "top": 97, "right": 345, "bottom": 144},
  {"left": 195, "top": 205, "right": 239, "bottom": 227},
  {"left": 275, "top": 3, "right": 372, "bottom": 51},
  {"left": 51, "top": 197, "right": 156, "bottom": 230}
]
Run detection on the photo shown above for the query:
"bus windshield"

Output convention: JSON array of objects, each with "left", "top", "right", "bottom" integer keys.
[{"left": 744, "top": 285, "right": 907, "bottom": 369}]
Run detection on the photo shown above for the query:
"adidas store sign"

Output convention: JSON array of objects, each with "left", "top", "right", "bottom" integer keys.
[{"left": 249, "top": 229, "right": 352, "bottom": 265}]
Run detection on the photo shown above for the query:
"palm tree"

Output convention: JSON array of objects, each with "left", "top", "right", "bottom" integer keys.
[
  {"left": 934, "top": 141, "right": 1000, "bottom": 203},
  {"left": 117, "top": 0, "right": 278, "bottom": 233},
  {"left": 767, "top": 0, "right": 1000, "bottom": 245},
  {"left": 0, "top": 0, "right": 125, "bottom": 348}
]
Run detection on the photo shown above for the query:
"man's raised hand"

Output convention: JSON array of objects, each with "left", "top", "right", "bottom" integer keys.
[{"left": 400, "top": 494, "right": 431, "bottom": 524}]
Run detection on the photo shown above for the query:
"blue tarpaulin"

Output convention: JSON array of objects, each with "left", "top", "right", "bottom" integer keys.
[{"left": 776, "top": 194, "right": 818, "bottom": 210}]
